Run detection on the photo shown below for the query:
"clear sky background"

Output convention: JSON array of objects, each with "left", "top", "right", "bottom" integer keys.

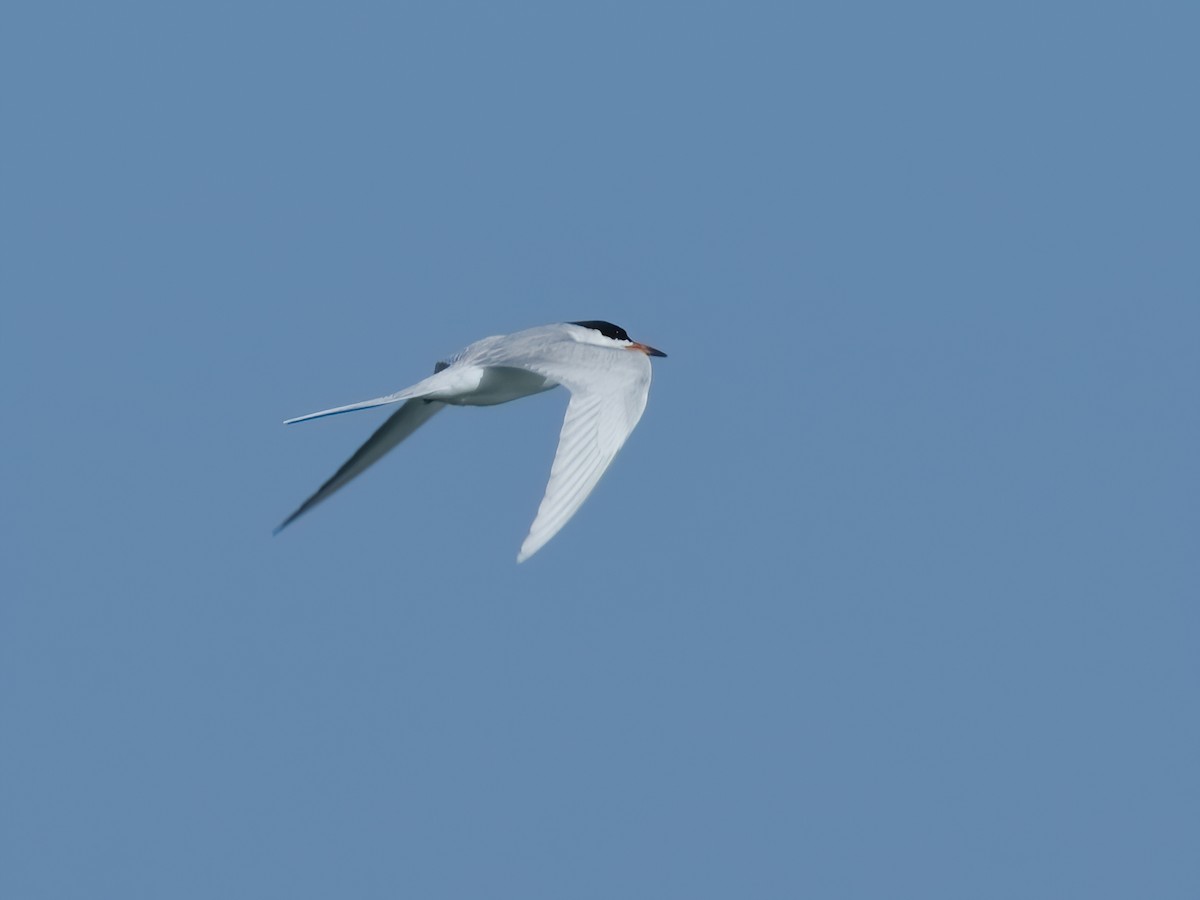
[{"left": 3, "top": 2, "right": 1197, "bottom": 897}]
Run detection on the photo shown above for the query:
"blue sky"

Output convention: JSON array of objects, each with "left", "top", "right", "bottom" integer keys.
[{"left": 3, "top": 2, "right": 1197, "bottom": 897}]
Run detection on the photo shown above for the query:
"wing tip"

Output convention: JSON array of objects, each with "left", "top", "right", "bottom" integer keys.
[
  {"left": 516, "top": 532, "right": 546, "bottom": 563},
  {"left": 273, "top": 506, "right": 308, "bottom": 535}
]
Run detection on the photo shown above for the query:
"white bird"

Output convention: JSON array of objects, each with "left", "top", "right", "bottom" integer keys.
[{"left": 276, "top": 321, "right": 666, "bottom": 562}]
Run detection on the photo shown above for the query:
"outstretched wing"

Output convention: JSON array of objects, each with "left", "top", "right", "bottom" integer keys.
[
  {"left": 275, "top": 399, "right": 445, "bottom": 533},
  {"left": 517, "top": 349, "right": 652, "bottom": 562}
]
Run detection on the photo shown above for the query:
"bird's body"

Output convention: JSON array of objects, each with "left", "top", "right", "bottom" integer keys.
[{"left": 277, "top": 321, "right": 666, "bottom": 562}]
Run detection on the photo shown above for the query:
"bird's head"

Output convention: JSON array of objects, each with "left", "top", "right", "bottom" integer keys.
[{"left": 569, "top": 320, "right": 667, "bottom": 357}]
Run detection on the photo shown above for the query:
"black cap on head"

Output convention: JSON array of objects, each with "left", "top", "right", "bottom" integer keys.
[{"left": 570, "top": 320, "right": 630, "bottom": 342}]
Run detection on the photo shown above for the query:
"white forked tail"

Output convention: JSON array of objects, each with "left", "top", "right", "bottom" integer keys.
[
  {"left": 283, "top": 392, "right": 412, "bottom": 424},
  {"left": 281, "top": 361, "right": 466, "bottom": 425}
]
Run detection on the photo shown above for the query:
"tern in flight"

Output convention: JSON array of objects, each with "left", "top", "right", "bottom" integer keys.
[{"left": 276, "top": 321, "right": 666, "bottom": 561}]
